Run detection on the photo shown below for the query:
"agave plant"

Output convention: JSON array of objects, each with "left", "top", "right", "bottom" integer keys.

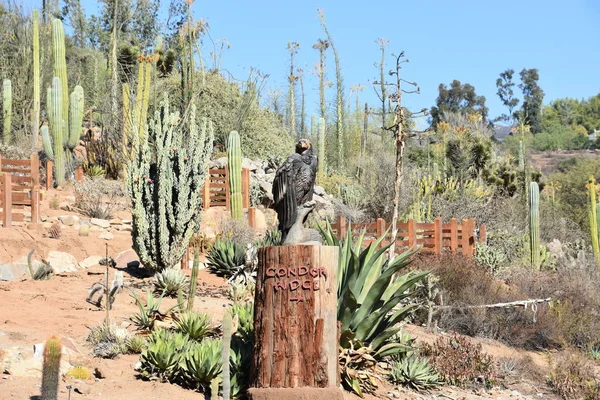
[
  {"left": 130, "top": 289, "right": 177, "bottom": 331},
  {"left": 228, "top": 301, "right": 254, "bottom": 343},
  {"left": 139, "top": 329, "right": 191, "bottom": 381},
  {"left": 319, "top": 220, "right": 428, "bottom": 358},
  {"left": 389, "top": 356, "right": 441, "bottom": 391},
  {"left": 206, "top": 238, "right": 246, "bottom": 277},
  {"left": 175, "top": 311, "right": 213, "bottom": 341},
  {"left": 154, "top": 268, "right": 188, "bottom": 297},
  {"left": 182, "top": 338, "right": 222, "bottom": 389}
]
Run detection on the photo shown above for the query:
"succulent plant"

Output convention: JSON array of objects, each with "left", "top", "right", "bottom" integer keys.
[
  {"left": 3, "top": 79, "right": 12, "bottom": 145},
  {"left": 41, "top": 336, "right": 62, "bottom": 400},
  {"left": 139, "top": 329, "right": 191, "bottom": 381},
  {"left": 388, "top": 356, "right": 441, "bottom": 391},
  {"left": 206, "top": 239, "right": 246, "bottom": 277},
  {"left": 182, "top": 338, "right": 222, "bottom": 389},
  {"left": 66, "top": 366, "right": 92, "bottom": 380},
  {"left": 154, "top": 268, "right": 188, "bottom": 297},
  {"left": 227, "top": 130, "right": 243, "bottom": 219},
  {"left": 529, "top": 181, "right": 540, "bottom": 269},
  {"left": 174, "top": 311, "right": 213, "bottom": 341}
]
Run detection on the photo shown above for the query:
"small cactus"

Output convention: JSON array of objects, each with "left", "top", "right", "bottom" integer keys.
[
  {"left": 48, "top": 222, "right": 61, "bottom": 239},
  {"left": 79, "top": 223, "right": 90, "bottom": 237},
  {"left": 66, "top": 366, "right": 91, "bottom": 380},
  {"left": 227, "top": 131, "right": 243, "bottom": 219},
  {"left": 41, "top": 336, "right": 62, "bottom": 400},
  {"left": 529, "top": 181, "right": 540, "bottom": 269},
  {"left": 187, "top": 249, "right": 200, "bottom": 312}
]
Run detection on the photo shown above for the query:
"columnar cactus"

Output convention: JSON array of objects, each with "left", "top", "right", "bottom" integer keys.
[
  {"left": 529, "top": 182, "right": 540, "bottom": 269},
  {"left": 127, "top": 96, "right": 214, "bottom": 272},
  {"left": 52, "top": 19, "right": 68, "bottom": 132},
  {"left": 122, "top": 83, "right": 131, "bottom": 160},
  {"left": 311, "top": 114, "right": 316, "bottom": 139},
  {"left": 588, "top": 176, "right": 600, "bottom": 265},
  {"left": 68, "top": 86, "right": 84, "bottom": 148},
  {"left": 48, "top": 77, "right": 66, "bottom": 186},
  {"left": 187, "top": 249, "right": 199, "bottom": 312},
  {"left": 318, "top": 117, "right": 326, "bottom": 180},
  {"left": 32, "top": 9, "right": 40, "bottom": 146},
  {"left": 40, "top": 336, "right": 62, "bottom": 400},
  {"left": 227, "top": 130, "right": 243, "bottom": 219},
  {"left": 222, "top": 312, "right": 233, "bottom": 400},
  {"left": 2, "top": 79, "right": 11, "bottom": 144},
  {"left": 518, "top": 140, "right": 524, "bottom": 170}
]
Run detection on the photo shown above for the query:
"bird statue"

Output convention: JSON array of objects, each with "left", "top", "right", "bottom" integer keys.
[{"left": 272, "top": 138, "right": 319, "bottom": 245}]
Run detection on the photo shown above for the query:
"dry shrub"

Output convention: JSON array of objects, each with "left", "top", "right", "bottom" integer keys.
[
  {"left": 420, "top": 333, "right": 496, "bottom": 387},
  {"left": 73, "top": 177, "right": 125, "bottom": 219},
  {"left": 548, "top": 351, "right": 600, "bottom": 400},
  {"left": 219, "top": 217, "right": 255, "bottom": 247}
]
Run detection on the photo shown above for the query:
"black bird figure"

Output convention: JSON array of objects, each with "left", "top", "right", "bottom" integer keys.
[{"left": 272, "top": 138, "right": 318, "bottom": 242}]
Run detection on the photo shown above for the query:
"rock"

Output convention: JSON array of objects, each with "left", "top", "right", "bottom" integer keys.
[
  {"left": 90, "top": 218, "right": 110, "bottom": 228},
  {"left": 314, "top": 185, "right": 326, "bottom": 196},
  {"left": 89, "top": 225, "right": 103, "bottom": 232},
  {"left": 59, "top": 215, "right": 80, "bottom": 226},
  {"left": 252, "top": 208, "right": 268, "bottom": 232},
  {"left": 98, "top": 232, "right": 114, "bottom": 240},
  {"left": 26, "top": 223, "right": 45, "bottom": 232},
  {"left": 0, "top": 256, "right": 46, "bottom": 281},
  {"left": 109, "top": 219, "right": 121, "bottom": 225},
  {"left": 313, "top": 195, "right": 335, "bottom": 220},
  {"left": 117, "top": 224, "right": 132, "bottom": 232},
  {"left": 73, "top": 379, "right": 91, "bottom": 395},
  {"left": 115, "top": 249, "right": 140, "bottom": 269},
  {"left": 6, "top": 357, "right": 71, "bottom": 378},
  {"left": 209, "top": 157, "right": 228, "bottom": 169},
  {"left": 242, "top": 158, "right": 259, "bottom": 171},
  {"left": 121, "top": 219, "right": 132, "bottom": 225},
  {"left": 79, "top": 256, "right": 103, "bottom": 269},
  {"left": 40, "top": 215, "right": 48, "bottom": 222},
  {"left": 47, "top": 251, "right": 78, "bottom": 274},
  {"left": 33, "top": 337, "right": 79, "bottom": 359}
]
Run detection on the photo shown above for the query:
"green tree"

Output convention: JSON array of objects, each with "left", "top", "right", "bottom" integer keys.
[
  {"left": 61, "top": 0, "right": 88, "bottom": 48},
  {"left": 518, "top": 68, "right": 544, "bottom": 134},
  {"left": 430, "top": 80, "right": 488, "bottom": 128},
  {"left": 495, "top": 69, "right": 519, "bottom": 124}
]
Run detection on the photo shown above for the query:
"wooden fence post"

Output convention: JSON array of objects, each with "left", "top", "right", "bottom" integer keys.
[
  {"left": 75, "top": 167, "right": 84, "bottom": 182},
  {"left": 202, "top": 174, "right": 211, "bottom": 210},
  {"left": 46, "top": 160, "right": 53, "bottom": 190},
  {"left": 450, "top": 218, "right": 458, "bottom": 254},
  {"left": 338, "top": 216, "right": 347, "bottom": 238},
  {"left": 2, "top": 174, "right": 12, "bottom": 227},
  {"left": 31, "top": 188, "right": 40, "bottom": 223},
  {"left": 408, "top": 219, "right": 416, "bottom": 249},
  {"left": 479, "top": 224, "right": 487, "bottom": 244},
  {"left": 461, "top": 219, "right": 470, "bottom": 256},
  {"left": 181, "top": 247, "right": 190, "bottom": 270},
  {"left": 248, "top": 207, "right": 257, "bottom": 229},
  {"left": 376, "top": 218, "right": 386, "bottom": 248},
  {"left": 30, "top": 153, "right": 40, "bottom": 188},
  {"left": 250, "top": 245, "right": 341, "bottom": 397},
  {"left": 434, "top": 217, "right": 443, "bottom": 255},
  {"left": 242, "top": 167, "right": 250, "bottom": 209}
]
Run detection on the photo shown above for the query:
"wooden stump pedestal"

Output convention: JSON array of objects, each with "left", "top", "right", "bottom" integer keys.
[{"left": 249, "top": 245, "right": 343, "bottom": 400}]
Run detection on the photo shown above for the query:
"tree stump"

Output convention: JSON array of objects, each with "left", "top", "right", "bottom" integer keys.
[{"left": 249, "top": 245, "right": 341, "bottom": 399}]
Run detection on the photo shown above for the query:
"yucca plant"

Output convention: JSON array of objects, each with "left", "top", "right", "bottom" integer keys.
[
  {"left": 175, "top": 311, "right": 213, "bottom": 341},
  {"left": 388, "top": 356, "right": 441, "bottom": 391},
  {"left": 319, "top": 220, "right": 427, "bottom": 358},
  {"left": 206, "top": 238, "right": 246, "bottom": 277},
  {"left": 139, "top": 329, "right": 191, "bottom": 381},
  {"left": 154, "top": 268, "right": 188, "bottom": 297},
  {"left": 182, "top": 338, "right": 222, "bottom": 390}
]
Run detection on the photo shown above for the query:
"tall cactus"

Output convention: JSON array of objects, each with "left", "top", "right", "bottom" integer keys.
[
  {"left": 32, "top": 9, "right": 40, "bottom": 147},
  {"left": 588, "top": 176, "right": 600, "bottom": 266},
  {"left": 221, "top": 312, "right": 233, "bottom": 400},
  {"left": 40, "top": 336, "right": 62, "bottom": 400},
  {"left": 52, "top": 19, "right": 68, "bottom": 134},
  {"left": 127, "top": 96, "right": 214, "bottom": 272},
  {"left": 311, "top": 114, "right": 316, "bottom": 139},
  {"left": 518, "top": 140, "right": 524, "bottom": 170},
  {"left": 187, "top": 249, "right": 200, "bottom": 312},
  {"left": 317, "top": 117, "right": 326, "bottom": 180},
  {"left": 68, "top": 86, "right": 84, "bottom": 148},
  {"left": 2, "top": 79, "right": 11, "bottom": 145},
  {"left": 227, "top": 130, "right": 243, "bottom": 219},
  {"left": 122, "top": 83, "right": 131, "bottom": 160},
  {"left": 49, "top": 77, "right": 65, "bottom": 186},
  {"left": 529, "top": 182, "right": 540, "bottom": 269},
  {"left": 41, "top": 125, "right": 53, "bottom": 160}
]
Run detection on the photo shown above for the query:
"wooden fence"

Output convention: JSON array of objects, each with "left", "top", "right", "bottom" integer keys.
[
  {"left": 0, "top": 154, "right": 41, "bottom": 226},
  {"left": 331, "top": 216, "right": 486, "bottom": 257},
  {"left": 202, "top": 167, "right": 250, "bottom": 210}
]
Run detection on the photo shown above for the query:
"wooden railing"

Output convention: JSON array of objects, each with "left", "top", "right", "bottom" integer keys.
[
  {"left": 202, "top": 167, "right": 250, "bottom": 210},
  {"left": 331, "top": 216, "right": 486, "bottom": 257},
  {"left": 0, "top": 154, "right": 41, "bottom": 226}
]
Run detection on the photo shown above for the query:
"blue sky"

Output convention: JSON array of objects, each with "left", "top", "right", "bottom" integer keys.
[{"left": 25, "top": 0, "right": 600, "bottom": 128}]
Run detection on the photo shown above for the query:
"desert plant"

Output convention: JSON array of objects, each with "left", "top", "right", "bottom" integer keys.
[
  {"left": 206, "top": 238, "right": 246, "bottom": 277},
  {"left": 139, "top": 329, "right": 191, "bottom": 381},
  {"left": 66, "top": 366, "right": 92, "bottom": 380},
  {"left": 530, "top": 181, "right": 541, "bottom": 269},
  {"left": 32, "top": 9, "right": 40, "bottom": 147},
  {"left": 49, "top": 196, "right": 60, "bottom": 210},
  {"left": 130, "top": 289, "right": 176, "bottom": 331},
  {"left": 3, "top": 79, "right": 12, "bottom": 145},
  {"left": 187, "top": 250, "right": 200, "bottom": 312},
  {"left": 474, "top": 243, "right": 507, "bottom": 275},
  {"left": 588, "top": 176, "right": 600, "bottom": 266},
  {"left": 27, "top": 249, "right": 53, "bottom": 281},
  {"left": 548, "top": 351, "right": 600, "bottom": 400},
  {"left": 48, "top": 222, "right": 61, "bottom": 239},
  {"left": 73, "top": 177, "right": 124, "bottom": 219},
  {"left": 227, "top": 130, "right": 243, "bottom": 219},
  {"left": 85, "top": 164, "right": 106, "bottom": 178},
  {"left": 256, "top": 228, "right": 282, "bottom": 248},
  {"left": 220, "top": 218, "right": 256, "bottom": 247},
  {"left": 175, "top": 312, "right": 213, "bottom": 341},
  {"left": 154, "top": 268, "right": 188, "bottom": 297},
  {"left": 127, "top": 95, "right": 214, "bottom": 272},
  {"left": 388, "top": 355, "right": 441, "bottom": 391},
  {"left": 126, "top": 335, "right": 147, "bottom": 354},
  {"left": 222, "top": 311, "right": 233, "bottom": 400},
  {"left": 40, "top": 336, "right": 62, "bottom": 400},
  {"left": 87, "top": 322, "right": 131, "bottom": 358},
  {"left": 87, "top": 271, "right": 124, "bottom": 310},
  {"left": 317, "top": 116, "right": 326, "bottom": 179},
  {"left": 182, "top": 338, "right": 222, "bottom": 391}
]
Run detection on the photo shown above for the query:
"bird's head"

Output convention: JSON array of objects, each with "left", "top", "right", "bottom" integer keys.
[{"left": 296, "top": 139, "right": 311, "bottom": 154}]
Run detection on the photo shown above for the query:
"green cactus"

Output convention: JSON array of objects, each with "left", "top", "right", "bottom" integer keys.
[
  {"left": 48, "top": 77, "right": 66, "bottom": 187},
  {"left": 2, "top": 79, "right": 11, "bottom": 145},
  {"left": 122, "top": 83, "right": 131, "bottom": 161},
  {"left": 222, "top": 312, "right": 232, "bottom": 400},
  {"left": 41, "top": 125, "right": 53, "bottom": 160},
  {"left": 311, "top": 114, "right": 316, "bottom": 140},
  {"left": 52, "top": 19, "right": 68, "bottom": 137},
  {"left": 32, "top": 9, "right": 40, "bottom": 147},
  {"left": 529, "top": 181, "right": 540, "bottom": 269},
  {"left": 518, "top": 140, "right": 524, "bottom": 170},
  {"left": 317, "top": 117, "right": 326, "bottom": 180},
  {"left": 227, "top": 130, "right": 243, "bottom": 219},
  {"left": 588, "top": 176, "right": 600, "bottom": 266},
  {"left": 40, "top": 336, "right": 62, "bottom": 400},
  {"left": 127, "top": 96, "right": 214, "bottom": 272},
  {"left": 68, "top": 85, "right": 84, "bottom": 149},
  {"left": 187, "top": 249, "right": 200, "bottom": 312}
]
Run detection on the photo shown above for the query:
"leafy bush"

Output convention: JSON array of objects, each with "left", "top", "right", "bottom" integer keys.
[
  {"left": 174, "top": 312, "right": 213, "bottom": 342},
  {"left": 547, "top": 351, "right": 600, "bottom": 400},
  {"left": 73, "top": 177, "right": 125, "bottom": 219},
  {"left": 206, "top": 238, "right": 246, "bottom": 277},
  {"left": 87, "top": 322, "right": 131, "bottom": 359},
  {"left": 139, "top": 329, "right": 191, "bottom": 381},
  {"left": 474, "top": 243, "right": 507, "bottom": 275},
  {"left": 388, "top": 356, "right": 441, "bottom": 391},
  {"left": 220, "top": 218, "right": 256, "bottom": 248},
  {"left": 154, "top": 268, "right": 188, "bottom": 297},
  {"left": 421, "top": 334, "right": 495, "bottom": 387}
]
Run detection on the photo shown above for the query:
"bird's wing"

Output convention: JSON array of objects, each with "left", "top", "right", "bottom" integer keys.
[{"left": 272, "top": 154, "right": 301, "bottom": 233}]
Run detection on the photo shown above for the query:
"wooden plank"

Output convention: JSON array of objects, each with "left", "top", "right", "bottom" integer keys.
[
  {"left": 46, "top": 160, "right": 53, "bottom": 190},
  {"left": 479, "top": 224, "right": 487, "bottom": 244},
  {"left": 31, "top": 188, "right": 39, "bottom": 223},
  {"left": 2, "top": 174, "right": 11, "bottom": 227},
  {"left": 407, "top": 219, "right": 416, "bottom": 249},
  {"left": 75, "top": 167, "right": 84, "bottom": 182},
  {"left": 248, "top": 207, "right": 257, "bottom": 229},
  {"left": 434, "top": 217, "right": 442, "bottom": 255},
  {"left": 1, "top": 167, "right": 32, "bottom": 174},
  {"left": 242, "top": 168, "right": 250, "bottom": 209},
  {"left": 202, "top": 175, "right": 210, "bottom": 210},
  {"left": 416, "top": 223, "right": 435, "bottom": 230},
  {"left": 1, "top": 158, "right": 31, "bottom": 166},
  {"left": 338, "top": 216, "right": 347, "bottom": 238},
  {"left": 11, "top": 175, "right": 32, "bottom": 185},
  {"left": 30, "top": 154, "right": 40, "bottom": 187},
  {"left": 461, "top": 219, "right": 471, "bottom": 256},
  {"left": 450, "top": 218, "right": 458, "bottom": 254}
]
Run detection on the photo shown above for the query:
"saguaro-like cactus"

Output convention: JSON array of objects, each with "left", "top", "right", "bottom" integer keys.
[
  {"left": 518, "top": 140, "right": 524, "bottom": 170},
  {"left": 48, "top": 77, "right": 65, "bottom": 186},
  {"left": 187, "top": 249, "right": 200, "bottom": 312},
  {"left": 529, "top": 181, "right": 540, "bottom": 269},
  {"left": 40, "top": 336, "right": 62, "bottom": 400},
  {"left": 68, "top": 86, "right": 84, "bottom": 148},
  {"left": 588, "top": 176, "right": 600, "bottom": 265},
  {"left": 227, "top": 130, "right": 243, "bottom": 219},
  {"left": 2, "top": 79, "right": 11, "bottom": 145},
  {"left": 52, "top": 19, "right": 68, "bottom": 132},
  {"left": 317, "top": 117, "right": 326, "bottom": 180},
  {"left": 32, "top": 9, "right": 40, "bottom": 146},
  {"left": 127, "top": 96, "right": 214, "bottom": 272}
]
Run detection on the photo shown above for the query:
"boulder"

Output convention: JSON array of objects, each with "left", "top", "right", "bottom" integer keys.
[
  {"left": 0, "top": 256, "right": 46, "bottom": 281},
  {"left": 98, "top": 232, "right": 114, "bottom": 240},
  {"left": 314, "top": 185, "right": 326, "bottom": 197},
  {"left": 47, "top": 251, "right": 78, "bottom": 273},
  {"left": 79, "top": 256, "right": 103, "bottom": 269},
  {"left": 210, "top": 157, "right": 228, "bottom": 169},
  {"left": 59, "top": 215, "right": 80, "bottom": 226},
  {"left": 313, "top": 195, "right": 335, "bottom": 221},
  {"left": 5, "top": 357, "right": 72, "bottom": 378},
  {"left": 90, "top": 218, "right": 110, "bottom": 228}
]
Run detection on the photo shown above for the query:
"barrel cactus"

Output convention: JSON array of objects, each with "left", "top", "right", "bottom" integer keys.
[
  {"left": 127, "top": 96, "right": 214, "bottom": 272},
  {"left": 40, "top": 336, "right": 62, "bottom": 400},
  {"left": 227, "top": 130, "right": 243, "bottom": 219},
  {"left": 529, "top": 182, "right": 540, "bottom": 269}
]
